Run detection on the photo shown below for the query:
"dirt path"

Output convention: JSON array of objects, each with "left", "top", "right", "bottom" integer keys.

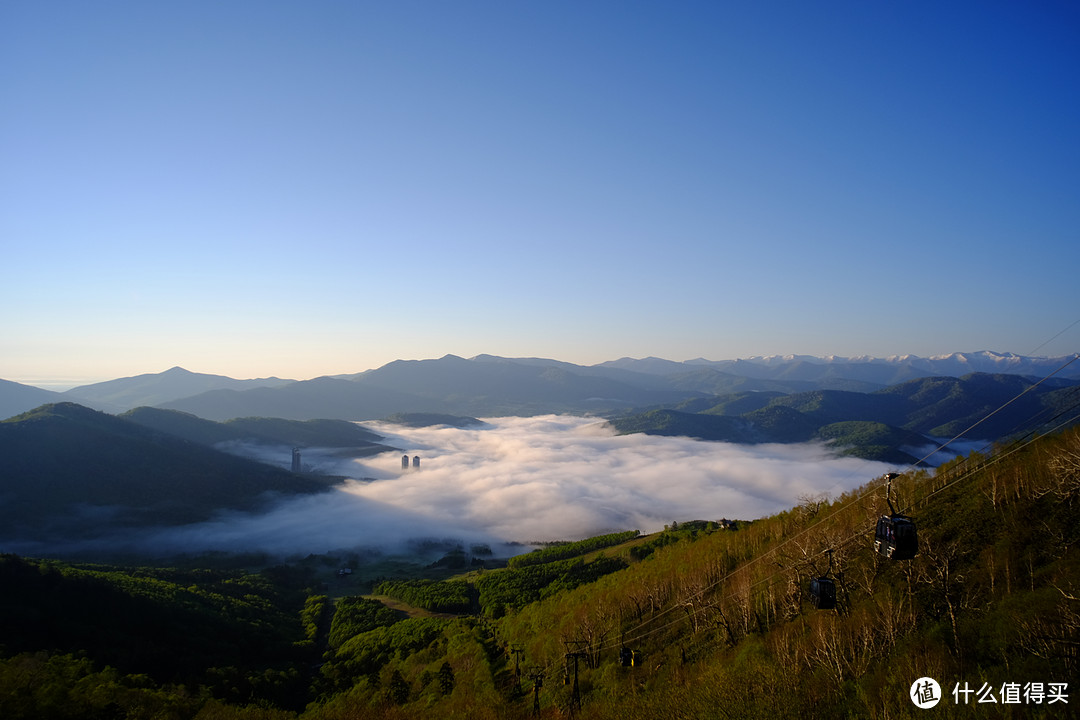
[{"left": 364, "top": 594, "right": 463, "bottom": 620}]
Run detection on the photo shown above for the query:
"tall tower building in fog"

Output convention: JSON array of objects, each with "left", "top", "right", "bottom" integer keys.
[
  {"left": 291, "top": 448, "right": 302, "bottom": 473},
  {"left": 402, "top": 454, "right": 410, "bottom": 470},
  {"left": 412, "top": 455, "right": 420, "bottom": 469}
]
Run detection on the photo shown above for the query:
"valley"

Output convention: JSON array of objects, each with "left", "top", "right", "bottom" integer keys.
[
  {"left": 2, "top": 422, "right": 1078, "bottom": 718},
  {"left": 1, "top": 352, "right": 1078, "bottom": 717}
]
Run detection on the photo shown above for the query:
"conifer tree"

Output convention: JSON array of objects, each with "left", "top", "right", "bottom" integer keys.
[{"left": 437, "top": 661, "right": 455, "bottom": 696}]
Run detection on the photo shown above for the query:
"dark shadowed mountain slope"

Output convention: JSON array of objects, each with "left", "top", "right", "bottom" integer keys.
[
  {"left": 470, "top": 354, "right": 681, "bottom": 391},
  {"left": 350, "top": 354, "right": 695, "bottom": 413},
  {"left": 0, "top": 378, "right": 64, "bottom": 420},
  {"left": 121, "top": 407, "right": 390, "bottom": 452},
  {"left": 664, "top": 367, "right": 882, "bottom": 395},
  {"left": 0, "top": 403, "right": 338, "bottom": 540},
  {"left": 0, "top": 555, "right": 307, "bottom": 689},
  {"left": 224, "top": 417, "right": 386, "bottom": 448},
  {"left": 121, "top": 406, "right": 258, "bottom": 445},
  {"left": 63, "top": 366, "right": 295, "bottom": 412},
  {"left": 595, "top": 356, "right": 693, "bottom": 375},
  {"left": 877, "top": 372, "right": 1077, "bottom": 438},
  {"left": 158, "top": 376, "right": 440, "bottom": 421}
]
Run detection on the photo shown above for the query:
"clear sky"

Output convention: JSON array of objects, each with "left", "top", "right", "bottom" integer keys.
[{"left": 3, "top": 1, "right": 1079, "bottom": 386}]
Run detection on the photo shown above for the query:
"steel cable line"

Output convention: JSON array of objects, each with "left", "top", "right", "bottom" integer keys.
[
  {"left": 905, "top": 353, "right": 1079, "bottom": 469},
  {"left": 969, "top": 384, "right": 1080, "bottom": 460},
  {"left": 1026, "top": 318, "right": 1080, "bottom": 357},
  {"left": 612, "top": 404, "right": 1080, "bottom": 656},
  {"left": 930, "top": 387, "right": 1080, "bottom": 495},
  {"left": 917, "top": 408, "right": 1080, "bottom": 508}
]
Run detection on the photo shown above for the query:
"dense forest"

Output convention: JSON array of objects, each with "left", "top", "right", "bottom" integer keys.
[{"left": 2, "top": 424, "right": 1078, "bottom": 718}]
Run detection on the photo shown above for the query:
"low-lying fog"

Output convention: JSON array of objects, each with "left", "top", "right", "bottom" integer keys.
[{"left": 141, "top": 415, "right": 901, "bottom": 556}]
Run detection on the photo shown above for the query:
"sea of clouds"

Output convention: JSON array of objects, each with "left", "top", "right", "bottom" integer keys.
[{"left": 140, "top": 415, "right": 898, "bottom": 556}]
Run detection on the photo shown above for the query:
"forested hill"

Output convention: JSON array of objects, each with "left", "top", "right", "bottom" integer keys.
[
  {"left": 0, "top": 403, "right": 339, "bottom": 541},
  {"left": 121, "top": 406, "right": 391, "bottom": 453},
  {"left": 610, "top": 372, "right": 1080, "bottom": 463},
  {"left": 2, "top": 422, "right": 1078, "bottom": 718}
]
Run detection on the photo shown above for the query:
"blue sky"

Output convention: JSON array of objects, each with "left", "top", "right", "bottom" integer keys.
[{"left": 3, "top": 1, "right": 1078, "bottom": 386}]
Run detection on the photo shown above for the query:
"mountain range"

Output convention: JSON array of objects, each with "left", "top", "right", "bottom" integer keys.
[
  {"left": 0, "top": 353, "right": 1075, "bottom": 499},
  {"left": 599, "top": 350, "right": 1079, "bottom": 381},
  {"left": 4, "top": 351, "right": 1075, "bottom": 421}
]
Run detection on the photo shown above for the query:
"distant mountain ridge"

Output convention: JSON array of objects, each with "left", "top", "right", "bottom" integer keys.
[
  {"left": 2, "top": 351, "right": 1076, "bottom": 422},
  {"left": 160, "top": 354, "right": 696, "bottom": 421},
  {"left": 0, "top": 378, "right": 63, "bottom": 420},
  {"left": 159, "top": 351, "right": 1077, "bottom": 422},
  {"left": 600, "top": 350, "right": 1079, "bottom": 385},
  {"left": 62, "top": 366, "right": 294, "bottom": 412}
]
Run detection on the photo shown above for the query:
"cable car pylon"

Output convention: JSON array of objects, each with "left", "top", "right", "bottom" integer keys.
[{"left": 526, "top": 667, "right": 544, "bottom": 717}]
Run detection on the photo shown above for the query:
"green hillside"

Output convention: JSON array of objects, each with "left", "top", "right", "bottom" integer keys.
[
  {"left": 0, "top": 403, "right": 339, "bottom": 538},
  {"left": 2, "top": 422, "right": 1077, "bottom": 718},
  {"left": 225, "top": 416, "right": 386, "bottom": 449},
  {"left": 816, "top": 421, "right": 931, "bottom": 464},
  {"left": 381, "top": 412, "right": 484, "bottom": 428},
  {"left": 699, "top": 390, "right": 786, "bottom": 416},
  {"left": 611, "top": 373, "right": 1079, "bottom": 463},
  {"left": 607, "top": 409, "right": 756, "bottom": 442}
]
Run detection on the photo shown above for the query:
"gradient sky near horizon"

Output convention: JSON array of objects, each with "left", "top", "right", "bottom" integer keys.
[{"left": 3, "top": 1, "right": 1079, "bottom": 387}]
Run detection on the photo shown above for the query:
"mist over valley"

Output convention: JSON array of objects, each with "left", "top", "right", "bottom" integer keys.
[
  {"left": 131, "top": 415, "right": 899, "bottom": 557},
  {"left": 4, "top": 351, "right": 1074, "bottom": 561}
]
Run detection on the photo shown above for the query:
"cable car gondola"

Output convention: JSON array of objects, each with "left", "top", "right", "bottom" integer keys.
[
  {"left": 874, "top": 473, "right": 918, "bottom": 560},
  {"left": 809, "top": 549, "right": 837, "bottom": 610},
  {"left": 809, "top": 576, "right": 837, "bottom": 610}
]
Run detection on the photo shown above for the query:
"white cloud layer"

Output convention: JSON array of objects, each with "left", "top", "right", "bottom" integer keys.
[{"left": 142, "top": 415, "right": 895, "bottom": 555}]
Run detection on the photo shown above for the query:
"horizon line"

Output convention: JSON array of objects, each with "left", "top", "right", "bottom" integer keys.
[{"left": 5, "top": 348, "right": 1073, "bottom": 392}]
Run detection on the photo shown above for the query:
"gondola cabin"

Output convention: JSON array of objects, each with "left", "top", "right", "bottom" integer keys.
[
  {"left": 874, "top": 514, "right": 918, "bottom": 560},
  {"left": 620, "top": 647, "right": 636, "bottom": 667},
  {"left": 809, "top": 576, "right": 836, "bottom": 610}
]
